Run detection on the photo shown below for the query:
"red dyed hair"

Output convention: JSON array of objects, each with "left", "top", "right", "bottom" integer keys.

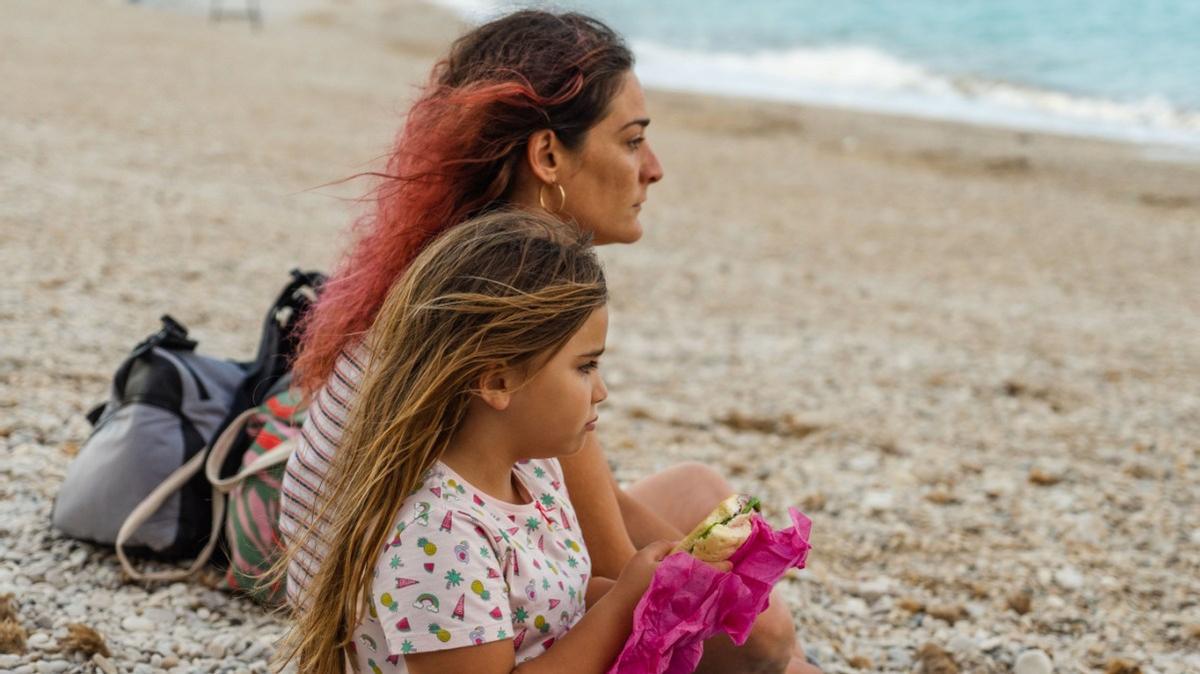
[{"left": 293, "top": 11, "right": 632, "bottom": 393}]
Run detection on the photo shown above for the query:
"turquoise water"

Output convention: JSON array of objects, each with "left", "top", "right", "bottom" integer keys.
[{"left": 437, "top": 0, "right": 1200, "bottom": 146}]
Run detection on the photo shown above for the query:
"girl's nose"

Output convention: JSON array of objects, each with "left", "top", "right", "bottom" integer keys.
[{"left": 592, "top": 373, "right": 608, "bottom": 405}]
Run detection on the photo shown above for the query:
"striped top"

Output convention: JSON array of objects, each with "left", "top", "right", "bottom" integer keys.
[{"left": 278, "top": 341, "right": 372, "bottom": 608}]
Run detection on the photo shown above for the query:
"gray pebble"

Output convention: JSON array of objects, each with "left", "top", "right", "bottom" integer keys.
[
  {"left": 122, "top": 615, "right": 155, "bottom": 631},
  {"left": 1015, "top": 649, "right": 1055, "bottom": 674}
]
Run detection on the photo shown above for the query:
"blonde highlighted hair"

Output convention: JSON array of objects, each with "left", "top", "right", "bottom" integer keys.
[{"left": 271, "top": 210, "right": 607, "bottom": 673}]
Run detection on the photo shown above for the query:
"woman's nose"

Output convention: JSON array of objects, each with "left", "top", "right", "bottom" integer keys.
[{"left": 642, "top": 144, "right": 664, "bottom": 184}]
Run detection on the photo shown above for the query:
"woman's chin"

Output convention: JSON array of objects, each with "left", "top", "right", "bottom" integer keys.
[{"left": 602, "top": 222, "right": 643, "bottom": 245}]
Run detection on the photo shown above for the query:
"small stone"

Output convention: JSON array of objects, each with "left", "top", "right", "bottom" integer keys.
[
  {"left": 1029, "top": 468, "right": 1062, "bottom": 486},
  {"left": 1105, "top": 659, "right": 1141, "bottom": 674},
  {"left": 206, "top": 640, "right": 227, "bottom": 659},
  {"left": 925, "top": 490, "right": 959, "bottom": 505},
  {"left": 1007, "top": 590, "right": 1033, "bottom": 614},
  {"left": 837, "top": 597, "right": 869, "bottom": 617},
  {"left": 927, "top": 604, "right": 968, "bottom": 625},
  {"left": 801, "top": 492, "right": 826, "bottom": 512},
  {"left": 897, "top": 597, "right": 925, "bottom": 613},
  {"left": 1054, "top": 567, "right": 1084, "bottom": 591},
  {"left": 946, "top": 634, "right": 976, "bottom": 655},
  {"left": 847, "top": 655, "right": 872, "bottom": 669},
  {"left": 862, "top": 491, "right": 893, "bottom": 511},
  {"left": 26, "top": 632, "right": 52, "bottom": 649},
  {"left": 1014, "top": 649, "right": 1054, "bottom": 674},
  {"left": 120, "top": 616, "right": 154, "bottom": 632},
  {"left": 161, "top": 655, "right": 179, "bottom": 668},
  {"left": 0, "top": 654, "right": 21, "bottom": 669},
  {"left": 34, "top": 661, "right": 70, "bottom": 674},
  {"left": 854, "top": 577, "right": 892, "bottom": 601},
  {"left": 885, "top": 647, "right": 912, "bottom": 669},
  {"left": 915, "top": 643, "right": 958, "bottom": 674}
]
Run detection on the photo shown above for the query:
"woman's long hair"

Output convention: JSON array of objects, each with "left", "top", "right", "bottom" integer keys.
[
  {"left": 293, "top": 10, "right": 632, "bottom": 393},
  {"left": 273, "top": 210, "right": 608, "bottom": 673}
]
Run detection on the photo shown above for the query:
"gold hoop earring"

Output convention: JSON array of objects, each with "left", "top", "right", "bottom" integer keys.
[{"left": 538, "top": 182, "right": 567, "bottom": 214}]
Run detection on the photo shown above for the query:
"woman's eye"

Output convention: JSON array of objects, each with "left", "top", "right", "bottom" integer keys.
[
  {"left": 627, "top": 137, "right": 644, "bottom": 150},
  {"left": 579, "top": 360, "right": 599, "bottom": 374}
]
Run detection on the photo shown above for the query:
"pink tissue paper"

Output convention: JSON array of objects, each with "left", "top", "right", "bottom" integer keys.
[{"left": 607, "top": 507, "right": 812, "bottom": 674}]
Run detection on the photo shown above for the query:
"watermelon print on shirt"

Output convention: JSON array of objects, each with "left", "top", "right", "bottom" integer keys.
[{"left": 350, "top": 457, "right": 590, "bottom": 673}]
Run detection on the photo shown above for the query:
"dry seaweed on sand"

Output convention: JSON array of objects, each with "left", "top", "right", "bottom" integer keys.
[{"left": 60, "top": 623, "right": 111, "bottom": 658}]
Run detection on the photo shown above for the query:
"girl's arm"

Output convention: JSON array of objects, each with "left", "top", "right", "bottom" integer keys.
[{"left": 404, "top": 584, "right": 639, "bottom": 674}]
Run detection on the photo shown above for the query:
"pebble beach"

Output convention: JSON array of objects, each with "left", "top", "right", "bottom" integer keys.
[{"left": 2, "top": 1, "right": 1199, "bottom": 673}]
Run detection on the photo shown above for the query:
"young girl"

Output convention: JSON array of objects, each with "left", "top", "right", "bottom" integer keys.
[{"left": 277, "top": 210, "right": 674, "bottom": 674}]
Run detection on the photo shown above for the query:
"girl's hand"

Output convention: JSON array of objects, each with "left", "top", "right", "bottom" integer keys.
[{"left": 614, "top": 539, "right": 675, "bottom": 599}]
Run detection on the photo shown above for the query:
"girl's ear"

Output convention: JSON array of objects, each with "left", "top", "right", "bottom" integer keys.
[
  {"left": 524, "top": 129, "right": 560, "bottom": 185},
  {"left": 476, "top": 365, "right": 518, "bottom": 411}
]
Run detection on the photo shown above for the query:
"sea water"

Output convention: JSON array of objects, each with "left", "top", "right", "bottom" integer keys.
[{"left": 433, "top": 0, "right": 1200, "bottom": 147}]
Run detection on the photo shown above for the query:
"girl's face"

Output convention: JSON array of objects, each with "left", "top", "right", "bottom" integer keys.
[
  {"left": 506, "top": 306, "right": 609, "bottom": 458},
  {"left": 558, "top": 73, "right": 664, "bottom": 245}
]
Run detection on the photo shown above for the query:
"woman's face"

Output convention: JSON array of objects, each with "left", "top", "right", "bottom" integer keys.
[{"left": 558, "top": 73, "right": 664, "bottom": 245}]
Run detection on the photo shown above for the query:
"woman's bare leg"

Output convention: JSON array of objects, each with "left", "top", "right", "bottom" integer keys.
[{"left": 623, "top": 463, "right": 820, "bottom": 674}]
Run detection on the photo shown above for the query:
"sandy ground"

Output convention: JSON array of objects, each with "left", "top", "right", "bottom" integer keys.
[{"left": 2, "top": 1, "right": 1199, "bottom": 672}]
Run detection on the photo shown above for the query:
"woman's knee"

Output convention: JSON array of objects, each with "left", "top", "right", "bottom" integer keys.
[
  {"left": 673, "top": 461, "right": 735, "bottom": 503},
  {"left": 742, "top": 592, "right": 799, "bottom": 671}
]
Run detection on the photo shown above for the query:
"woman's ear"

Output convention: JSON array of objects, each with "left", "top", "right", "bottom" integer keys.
[
  {"left": 475, "top": 365, "right": 519, "bottom": 411},
  {"left": 524, "top": 128, "right": 560, "bottom": 185}
]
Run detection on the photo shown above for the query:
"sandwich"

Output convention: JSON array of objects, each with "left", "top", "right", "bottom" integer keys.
[{"left": 677, "top": 495, "right": 761, "bottom": 563}]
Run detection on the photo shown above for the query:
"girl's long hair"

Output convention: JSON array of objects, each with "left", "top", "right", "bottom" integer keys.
[
  {"left": 292, "top": 10, "right": 632, "bottom": 394},
  {"left": 273, "top": 210, "right": 608, "bottom": 673}
]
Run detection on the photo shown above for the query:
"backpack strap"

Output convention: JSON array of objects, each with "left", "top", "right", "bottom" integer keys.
[
  {"left": 205, "top": 408, "right": 296, "bottom": 493},
  {"left": 115, "top": 450, "right": 225, "bottom": 582}
]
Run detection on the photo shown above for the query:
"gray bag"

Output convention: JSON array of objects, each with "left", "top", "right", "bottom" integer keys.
[
  {"left": 51, "top": 317, "right": 245, "bottom": 559},
  {"left": 52, "top": 270, "right": 325, "bottom": 582}
]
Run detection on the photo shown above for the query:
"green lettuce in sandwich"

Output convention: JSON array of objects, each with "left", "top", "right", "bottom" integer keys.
[{"left": 677, "top": 495, "right": 761, "bottom": 562}]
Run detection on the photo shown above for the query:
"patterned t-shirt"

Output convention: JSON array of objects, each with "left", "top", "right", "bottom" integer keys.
[{"left": 350, "top": 457, "right": 591, "bottom": 673}]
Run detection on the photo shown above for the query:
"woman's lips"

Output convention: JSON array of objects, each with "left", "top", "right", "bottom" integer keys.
[{"left": 585, "top": 416, "right": 598, "bottom": 431}]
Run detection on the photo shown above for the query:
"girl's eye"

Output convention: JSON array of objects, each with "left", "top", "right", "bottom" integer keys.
[
  {"left": 627, "top": 137, "right": 644, "bottom": 150},
  {"left": 579, "top": 360, "right": 599, "bottom": 374}
]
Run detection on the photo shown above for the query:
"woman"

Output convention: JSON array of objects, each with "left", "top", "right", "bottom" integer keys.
[{"left": 281, "top": 10, "right": 817, "bottom": 674}]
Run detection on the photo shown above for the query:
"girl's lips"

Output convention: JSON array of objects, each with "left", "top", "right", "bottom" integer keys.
[{"left": 585, "top": 416, "right": 598, "bottom": 431}]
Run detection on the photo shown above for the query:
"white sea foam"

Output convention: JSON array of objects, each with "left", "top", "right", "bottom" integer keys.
[{"left": 631, "top": 40, "right": 1200, "bottom": 149}]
